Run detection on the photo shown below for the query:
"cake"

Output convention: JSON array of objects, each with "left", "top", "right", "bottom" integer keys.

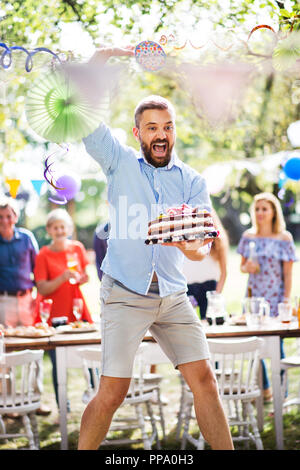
[{"left": 145, "top": 203, "right": 219, "bottom": 245}]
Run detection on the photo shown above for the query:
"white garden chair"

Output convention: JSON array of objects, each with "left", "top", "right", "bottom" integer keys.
[
  {"left": 281, "top": 338, "right": 300, "bottom": 410},
  {"left": 75, "top": 344, "right": 160, "bottom": 449},
  {"left": 134, "top": 341, "right": 171, "bottom": 443},
  {"left": 180, "top": 337, "right": 264, "bottom": 450},
  {"left": 0, "top": 349, "right": 44, "bottom": 450}
]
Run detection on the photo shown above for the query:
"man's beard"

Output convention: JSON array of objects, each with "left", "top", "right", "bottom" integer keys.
[{"left": 140, "top": 139, "right": 173, "bottom": 168}]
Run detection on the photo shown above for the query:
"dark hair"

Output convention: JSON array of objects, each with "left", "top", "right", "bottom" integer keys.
[{"left": 134, "top": 95, "right": 176, "bottom": 128}]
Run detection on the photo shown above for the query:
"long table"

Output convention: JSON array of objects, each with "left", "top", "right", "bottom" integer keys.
[{"left": 4, "top": 320, "right": 300, "bottom": 450}]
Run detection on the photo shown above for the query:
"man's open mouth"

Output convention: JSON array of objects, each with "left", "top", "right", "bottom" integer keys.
[{"left": 151, "top": 142, "right": 168, "bottom": 157}]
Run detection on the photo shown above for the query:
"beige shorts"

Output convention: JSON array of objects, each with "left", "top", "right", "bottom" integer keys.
[
  {"left": 0, "top": 292, "right": 35, "bottom": 328},
  {"left": 100, "top": 274, "right": 210, "bottom": 378}
]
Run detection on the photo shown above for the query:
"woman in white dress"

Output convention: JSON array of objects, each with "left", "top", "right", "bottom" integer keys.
[{"left": 183, "top": 209, "right": 229, "bottom": 319}]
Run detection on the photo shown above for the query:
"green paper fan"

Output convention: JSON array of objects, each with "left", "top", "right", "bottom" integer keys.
[
  {"left": 25, "top": 69, "right": 109, "bottom": 143},
  {"left": 272, "top": 33, "right": 300, "bottom": 71}
]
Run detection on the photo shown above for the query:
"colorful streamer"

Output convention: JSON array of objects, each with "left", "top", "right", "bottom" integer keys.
[
  {"left": 247, "top": 24, "right": 277, "bottom": 42},
  {"left": 0, "top": 42, "right": 61, "bottom": 72}
]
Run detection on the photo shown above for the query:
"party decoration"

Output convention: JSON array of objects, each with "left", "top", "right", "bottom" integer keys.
[
  {"left": 5, "top": 178, "right": 21, "bottom": 198},
  {"left": 247, "top": 24, "right": 276, "bottom": 42},
  {"left": 180, "top": 62, "right": 253, "bottom": 125},
  {"left": 48, "top": 193, "right": 68, "bottom": 205},
  {"left": 0, "top": 42, "right": 61, "bottom": 72},
  {"left": 285, "top": 198, "right": 295, "bottom": 207},
  {"left": 277, "top": 188, "right": 286, "bottom": 200},
  {"left": 54, "top": 175, "right": 81, "bottom": 201},
  {"left": 272, "top": 32, "right": 300, "bottom": 71},
  {"left": 25, "top": 68, "right": 109, "bottom": 143},
  {"left": 287, "top": 121, "right": 300, "bottom": 148},
  {"left": 31, "top": 179, "right": 45, "bottom": 196},
  {"left": 283, "top": 157, "right": 300, "bottom": 181},
  {"left": 44, "top": 154, "right": 64, "bottom": 190},
  {"left": 135, "top": 41, "right": 166, "bottom": 71}
]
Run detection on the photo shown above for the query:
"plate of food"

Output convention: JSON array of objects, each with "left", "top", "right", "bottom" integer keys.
[
  {"left": 3, "top": 324, "right": 56, "bottom": 338},
  {"left": 56, "top": 321, "right": 98, "bottom": 334},
  {"left": 229, "top": 315, "right": 247, "bottom": 326}
]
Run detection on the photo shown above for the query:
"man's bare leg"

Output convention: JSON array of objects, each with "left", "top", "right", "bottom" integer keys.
[
  {"left": 78, "top": 376, "right": 131, "bottom": 450},
  {"left": 179, "top": 359, "right": 234, "bottom": 450}
]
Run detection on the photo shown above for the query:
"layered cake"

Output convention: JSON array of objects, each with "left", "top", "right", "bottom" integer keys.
[{"left": 145, "top": 203, "right": 219, "bottom": 245}]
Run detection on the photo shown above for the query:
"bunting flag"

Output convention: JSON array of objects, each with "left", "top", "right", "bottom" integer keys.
[
  {"left": 31, "top": 179, "right": 45, "bottom": 195},
  {"left": 5, "top": 178, "right": 21, "bottom": 198}
]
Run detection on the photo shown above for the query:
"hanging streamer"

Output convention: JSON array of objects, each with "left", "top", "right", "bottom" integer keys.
[
  {"left": 247, "top": 24, "right": 277, "bottom": 42},
  {"left": 0, "top": 42, "right": 61, "bottom": 72}
]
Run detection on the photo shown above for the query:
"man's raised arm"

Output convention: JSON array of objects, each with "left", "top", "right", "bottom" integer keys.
[{"left": 83, "top": 46, "right": 135, "bottom": 175}]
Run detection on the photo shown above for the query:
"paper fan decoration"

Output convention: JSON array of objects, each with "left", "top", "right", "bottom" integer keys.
[
  {"left": 135, "top": 41, "right": 166, "bottom": 71},
  {"left": 272, "top": 33, "right": 300, "bottom": 71},
  {"left": 25, "top": 70, "right": 109, "bottom": 143}
]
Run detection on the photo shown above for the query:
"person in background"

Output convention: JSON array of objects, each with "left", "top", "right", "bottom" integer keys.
[
  {"left": 34, "top": 208, "right": 93, "bottom": 409},
  {"left": 238, "top": 192, "right": 297, "bottom": 402},
  {"left": 183, "top": 208, "right": 229, "bottom": 319},
  {"left": 93, "top": 221, "right": 110, "bottom": 281},
  {"left": 0, "top": 196, "right": 50, "bottom": 416}
]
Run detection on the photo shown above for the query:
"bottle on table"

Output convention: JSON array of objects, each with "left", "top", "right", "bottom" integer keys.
[
  {"left": 247, "top": 286, "right": 252, "bottom": 298},
  {"left": 249, "top": 241, "right": 260, "bottom": 273}
]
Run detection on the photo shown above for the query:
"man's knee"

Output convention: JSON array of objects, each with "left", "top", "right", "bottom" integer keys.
[
  {"left": 95, "top": 376, "right": 130, "bottom": 412},
  {"left": 179, "top": 359, "right": 218, "bottom": 394}
]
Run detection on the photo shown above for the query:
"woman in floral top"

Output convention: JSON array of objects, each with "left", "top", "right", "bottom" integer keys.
[{"left": 238, "top": 192, "right": 297, "bottom": 401}]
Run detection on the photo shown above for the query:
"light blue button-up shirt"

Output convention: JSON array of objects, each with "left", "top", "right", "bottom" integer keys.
[{"left": 83, "top": 123, "right": 212, "bottom": 297}]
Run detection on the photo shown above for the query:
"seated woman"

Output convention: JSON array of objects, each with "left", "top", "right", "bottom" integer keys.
[{"left": 34, "top": 208, "right": 93, "bottom": 408}]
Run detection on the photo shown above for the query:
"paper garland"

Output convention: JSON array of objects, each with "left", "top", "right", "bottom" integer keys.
[{"left": 5, "top": 178, "right": 21, "bottom": 198}]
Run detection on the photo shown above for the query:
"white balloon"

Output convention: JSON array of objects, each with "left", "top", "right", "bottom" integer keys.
[{"left": 287, "top": 121, "right": 300, "bottom": 148}]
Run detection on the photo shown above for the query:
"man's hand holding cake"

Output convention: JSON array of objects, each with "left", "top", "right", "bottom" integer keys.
[{"left": 145, "top": 203, "right": 219, "bottom": 260}]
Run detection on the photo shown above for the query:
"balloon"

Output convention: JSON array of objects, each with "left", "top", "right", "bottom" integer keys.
[
  {"left": 283, "top": 157, "right": 300, "bottom": 181},
  {"left": 54, "top": 175, "right": 81, "bottom": 201},
  {"left": 287, "top": 121, "right": 300, "bottom": 148}
]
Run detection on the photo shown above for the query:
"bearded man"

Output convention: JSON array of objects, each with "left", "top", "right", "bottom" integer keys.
[{"left": 78, "top": 46, "right": 233, "bottom": 451}]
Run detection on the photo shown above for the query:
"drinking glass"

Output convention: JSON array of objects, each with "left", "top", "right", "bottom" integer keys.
[
  {"left": 66, "top": 253, "right": 79, "bottom": 285},
  {"left": 73, "top": 298, "right": 83, "bottom": 322},
  {"left": 243, "top": 297, "right": 270, "bottom": 327},
  {"left": 206, "top": 291, "right": 226, "bottom": 326},
  {"left": 39, "top": 299, "right": 53, "bottom": 325},
  {"left": 278, "top": 302, "right": 292, "bottom": 325}
]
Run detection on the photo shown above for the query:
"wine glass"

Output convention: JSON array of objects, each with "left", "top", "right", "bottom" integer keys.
[
  {"left": 73, "top": 298, "right": 83, "bottom": 322},
  {"left": 39, "top": 299, "right": 53, "bottom": 325},
  {"left": 66, "top": 253, "right": 79, "bottom": 285}
]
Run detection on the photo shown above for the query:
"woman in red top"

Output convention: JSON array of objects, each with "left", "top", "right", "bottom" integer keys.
[
  {"left": 34, "top": 208, "right": 93, "bottom": 408},
  {"left": 34, "top": 209, "right": 92, "bottom": 324}
]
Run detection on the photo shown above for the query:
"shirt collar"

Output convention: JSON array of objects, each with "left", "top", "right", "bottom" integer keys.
[
  {"left": 0, "top": 227, "right": 20, "bottom": 242},
  {"left": 138, "top": 149, "right": 183, "bottom": 170}
]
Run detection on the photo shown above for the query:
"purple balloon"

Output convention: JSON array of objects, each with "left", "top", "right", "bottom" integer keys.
[{"left": 55, "top": 175, "right": 80, "bottom": 201}]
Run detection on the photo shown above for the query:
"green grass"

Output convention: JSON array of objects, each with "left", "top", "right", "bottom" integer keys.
[{"left": 1, "top": 244, "right": 300, "bottom": 450}]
